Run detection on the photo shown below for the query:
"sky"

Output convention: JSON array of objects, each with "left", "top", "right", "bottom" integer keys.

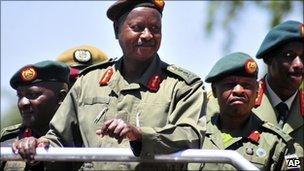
[{"left": 1, "top": 1, "right": 303, "bottom": 119}]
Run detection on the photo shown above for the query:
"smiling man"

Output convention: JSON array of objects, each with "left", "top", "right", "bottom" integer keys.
[
  {"left": 189, "top": 52, "right": 293, "bottom": 170},
  {"left": 0, "top": 60, "right": 70, "bottom": 170},
  {"left": 11, "top": 0, "right": 206, "bottom": 170},
  {"left": 254, "top": 20, "right": 304, "bottom": 165}
]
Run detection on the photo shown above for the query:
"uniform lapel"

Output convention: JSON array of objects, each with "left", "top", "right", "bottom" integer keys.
[{"left": 284, "top": 94, "right": 304, "bottom": 134}]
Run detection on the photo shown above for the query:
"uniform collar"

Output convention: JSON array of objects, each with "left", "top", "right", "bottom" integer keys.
[{"left": 265, "top": 75, "right": 297, "bottom": 110}]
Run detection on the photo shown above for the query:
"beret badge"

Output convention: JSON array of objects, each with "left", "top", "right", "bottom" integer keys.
[
  {"left": 20, "top": 66, "right": 37, "bottom": 82},
  {"left": 74, "top": 49, "right": 92, "bottom": 63},
  {"left": 152, "top": 0, "right": 165, "bottom": 10},
  {"left": 300, "top": 24, "right": 304, "bottom": 38},
  {"left": 244, "top": 59, "right": 257, "bottom": 74}
]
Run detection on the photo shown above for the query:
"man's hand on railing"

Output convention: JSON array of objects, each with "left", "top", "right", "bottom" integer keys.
[
  {"left": 11, "top": 136, "right": 50, "bottom": 164},
  {"left": 96, "top": 118, "right": 142, "bottom": 144}
]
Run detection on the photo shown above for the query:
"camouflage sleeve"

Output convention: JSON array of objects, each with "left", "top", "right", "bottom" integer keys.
[
  {"left": 43, "top": 77, "right": 82, "bottom": 147},
  {"left": 137, "top": 79, "right": 206, "bottom": 158}
]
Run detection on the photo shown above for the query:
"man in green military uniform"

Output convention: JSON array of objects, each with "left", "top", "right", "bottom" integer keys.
[
  {"left": 56, "top": 45, "right": 108, "bottom": 87},
  {"left": 253, "top": 20, "right": 303, "bottom": 168},
  {"left": 12, "top": 0, "right": 206, "bottom": 170},
  {"left": 0, "top": 60, "right": 70, "bottom": 170},
  {"left": 189, "top": 52, "right": 294, "bottom": 170}
]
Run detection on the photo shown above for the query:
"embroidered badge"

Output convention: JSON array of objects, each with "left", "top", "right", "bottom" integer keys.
[
  {"left": 244, "top": 59, "right": 257, "bottom": 74},
  {"left": 20, "top": 66, "right": 37, "bottom": 82},
  {"left": 99, "top": 67, "right": 114, "bottom": 86},
  {"left": 300, "top": 24, "right": 304, "bottom": 38},
  {"left": 147, "top": 75, "right": 161, "bottom": 92},
  {"left": 248, "top": 130, "right": 260, "bottom": 143},
  {"left": 74, "top": 49, "right": 92, "bottom": 63},
  {"left": 153, "top": 0, "right": 165, "bottom": 10},
  {"left": 256, "top": 147, "right": 266, "bottom": 157}
]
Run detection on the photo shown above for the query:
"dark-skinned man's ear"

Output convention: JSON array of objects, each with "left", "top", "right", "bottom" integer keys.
[
  {"left": 58, "top": 89, "right": 68, "bottom": 105},
  {"left": 211, "top": 83, "right": 217, "bottom": 98}
]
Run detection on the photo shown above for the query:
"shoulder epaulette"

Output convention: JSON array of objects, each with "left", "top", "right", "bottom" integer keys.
[
  {"left": 262, "top": 122, "right": 292, "bottom": 143},
  {"left": 166, "top": 65, "right": 201, "bottom": 85},
  {"left": 79, "top": 58, "right": 117, "bottom": 76},
  {"left": 0, "top": 124, "right": 22, "bottom": 142}
]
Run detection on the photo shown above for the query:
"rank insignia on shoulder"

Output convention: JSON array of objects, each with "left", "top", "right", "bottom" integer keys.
[
  {"left": 248, "top": 130, "right": 260, "bottom": 143},
  {"left": 244, "top": 59, "right": 257, "bottom": 74},
  {"left": 147, "top": 75, "right": 161, "bottom": 92},
  {"left": 20, "top": 66, "right": 37, "bottom": 82},
  {"left": 99, "top": 67, "right": 114, "bottom": 86},
  {"left": 74, "top": 49, "right": 92, "bottom": 63}
]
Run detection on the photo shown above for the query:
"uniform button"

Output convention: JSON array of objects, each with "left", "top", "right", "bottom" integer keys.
[
  {"left": 145, "top": 152, "right": 151, "bottom": 157},
  {"left": 246, "top": 147, "right": 254, "bottom": 155}
]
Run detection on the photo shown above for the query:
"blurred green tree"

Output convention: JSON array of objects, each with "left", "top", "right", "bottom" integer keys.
[{"left": 205, "top": 0, "right": 303, "bottom": 53}]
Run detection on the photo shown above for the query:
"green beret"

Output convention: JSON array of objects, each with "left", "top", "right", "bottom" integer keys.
[
  {"left": 107, "top": 0, "right": 165, "bottom": 22},
  {"left": 10, "top": 60, "right": 70, "bottom": 89},
  {"left": 256, "top": 20, "right": 304, "bottom": 59},
  {"left": 205, "top": 52, "right": 258, "bottom": 83}
]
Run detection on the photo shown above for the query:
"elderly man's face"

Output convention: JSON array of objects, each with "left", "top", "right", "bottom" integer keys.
[
  {"left": 16, "top": 82, "right": 63, "bottom": 129},
  {"left": 213, "top": 76, "right": 258, "bottom": 118},
  {"left": 268, "top": 41, "right": 304, "bottom": 93},
  {"left": 117, "top": 7, "right": 162, "bottom": 62}
]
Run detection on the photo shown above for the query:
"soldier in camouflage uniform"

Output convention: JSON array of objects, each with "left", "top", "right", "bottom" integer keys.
[
  {"left": 12, "top": 0, "right": 206, "bottom": 170},
  {"left": 189, "top": 52, "right": 294, "bottom": 170},
  {"left": 1, "top": 60, "right": 70, "bottom": 171},
  {"left": 253, "top": 20, "right": 303, "bottom": 169},
  {"left": 56, "top": 45, "right": 108, "bottom": 87}
]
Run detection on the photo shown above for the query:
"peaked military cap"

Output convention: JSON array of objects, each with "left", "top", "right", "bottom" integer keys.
[
  {"left": 10, "top": 60, "right": 70, "bottom": 89},
  {"left": 107, "top": 0, "right": 165, "bottom": 22},
  {"left": 56, "top": 45, "right": 108, "bottom": 69},
  {"left": 205, "top": 52, "right": 258, "bottom": 83},
  {"left": 256, "top": 20, "right": 304, "bottom": 59}
]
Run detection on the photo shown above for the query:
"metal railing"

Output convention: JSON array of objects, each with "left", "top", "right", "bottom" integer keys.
[{"left": 1, "top": 147, "right": 259, "bottom": 170}]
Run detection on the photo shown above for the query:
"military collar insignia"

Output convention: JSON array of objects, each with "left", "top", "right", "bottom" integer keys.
[
  {"left": 147, "top": 75, "right": 161, "bottom": 92},
  {"left": 153, "top": 0, "right": 165, "bottom": 11},
  {"left": 20, "top": 128, "right": 32, "bottom": 138},
  {"left": 300, "top": 24, "right": 304, "bottom": 38},
  {"left": 20, "top": 66, "right": 37, "bottom": 82},
  {"left": 256, "top": 147, "right": 267, "bottom": 158},
  {"left": 99, "top": 67, "right": 114, "bottom": 86},
  {"left": 244, "top": 59, "right": 257, "bottom": 74},
  {"left": 247, "top": 130, "right": 260, "bottom": 144},
  {"left": 74, "top": 49, "right": 92, "bottom": 63}
]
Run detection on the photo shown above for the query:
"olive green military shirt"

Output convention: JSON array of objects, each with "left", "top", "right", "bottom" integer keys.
[
  {"left": 0, "top": 124, "right": 76, "bottom": 171},
  {"left": 189, "top": 110, "right": 291, "bottom": 171},
  {"left": 253, "top": 80, "right": 303, "bottom": 161},
  {"left": 43, "top": 55, "right": 206, "bottom": 170}
]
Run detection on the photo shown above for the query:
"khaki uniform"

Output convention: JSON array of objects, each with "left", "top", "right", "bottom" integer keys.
[
  {"left": 189, "top": 102, "right": 292, "bottom": 171},
  {"left": 253, "top": 80, "right": 304, "bottom": 162},
  {"left": 1, "top": 124, "right": 74, "bottom": 171},
  {"left": 44, "top": 55, "right": 206, "bottom": 170}
]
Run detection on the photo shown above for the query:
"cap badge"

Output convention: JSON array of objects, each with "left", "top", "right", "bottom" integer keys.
[
  {"left": 300, "top": 24, "right": 304, "bottom": 38},
  {"left": 153, "top": 0, "right": 165, "bottom": 10},
  {"left": 147, "top": 75, "right": 161, "bottom": 92},
  {"left": 74, "top": 49, "right": 92, "bottom": 63},
  {"left": 245, "top": 59, "right": 257, "bottom": 74},
  {"left": 20, "top": 66, "right": 37, "bottom": 82},
  {"left": 99, "top": 67, "right": 114, "bottom": 86}
]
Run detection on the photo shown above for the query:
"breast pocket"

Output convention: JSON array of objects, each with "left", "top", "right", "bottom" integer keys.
[
  {"left": 79, "top": 97, "right": 110, "bottom": 125},
  {"left": 139, "top": 102, "right": 170, "bottom": 127}
]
